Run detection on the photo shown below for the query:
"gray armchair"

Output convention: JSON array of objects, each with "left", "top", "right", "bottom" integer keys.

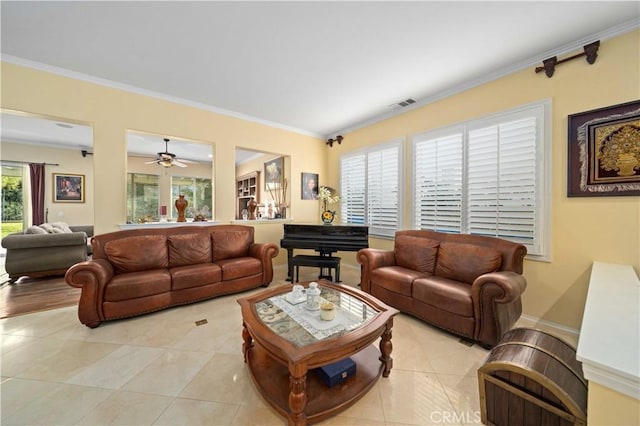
[{"left": 1, "top": 225, "right": 93, "bottom": 283}]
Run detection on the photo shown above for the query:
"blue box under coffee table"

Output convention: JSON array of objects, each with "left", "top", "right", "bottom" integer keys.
[{"left": 316, "top": 357, "right": 356, "bottom": 387}]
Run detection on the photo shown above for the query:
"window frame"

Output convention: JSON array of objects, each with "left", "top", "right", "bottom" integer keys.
[{"left": 411, "top": 99, "right": 551, "bottom": 260}]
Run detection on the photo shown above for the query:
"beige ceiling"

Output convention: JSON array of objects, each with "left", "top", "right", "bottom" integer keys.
[{"left": 1, "top": 1, "right": 639, "bottom": 139}]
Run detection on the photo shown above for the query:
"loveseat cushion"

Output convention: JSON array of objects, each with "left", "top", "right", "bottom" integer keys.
[
  {"left": 371, "top": 266, "right": 430, "bottom": 297},
  {"left": 168, "top": 233, "right": 212, "bottom": 267},
  {"left": 413, "top": 276, "right": 474, "bottom": 317},
  {"left": 211, "top": 229, "right": 251, "bottom": 261},
  {"left": 435, "top": 242, "right": 502, "bottom": 284},
  {"left": 104, "top": 269, "right": 171, "bottom": 301},
  {"left": 394, "top": 235, "right": 439, "bottom": 274},
  {"left": 104, "top": 235, "right": 169, "bottom": 273},
  {"left": 170, "top": 263, "right": 222, "bottom": 290}
]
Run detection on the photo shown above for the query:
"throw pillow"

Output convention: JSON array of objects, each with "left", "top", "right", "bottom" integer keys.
[
  {"left": 168, "top": 233, "right": 212, "bottom": 267},
  {"left": 51, "top": 222, "right": 72, "bottom": 233},
  {"left": 39, "top": 223, "right": 55, "bottom": 233},
  {"left": 104, "top": 235, "right": 169, "bottom": 274},
  {"left": 25, "top": 225, "right": 47, "bottom": 234},
  {"left": 394, "top": 235, "right": 439, "bottom": 274},
  {"left": 435, "top": 242, "right": 502, "bottom": 284}
]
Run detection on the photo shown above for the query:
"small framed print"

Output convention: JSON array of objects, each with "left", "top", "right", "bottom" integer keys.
[
  {"left": 301, "top": 172, "right": 319, "bottom": 200},
  {"left": 53, "top": 173, "right": 85, "bottom": 203},
  {"left": 264, "top": 156, "right": 284, "bottom": 190}
]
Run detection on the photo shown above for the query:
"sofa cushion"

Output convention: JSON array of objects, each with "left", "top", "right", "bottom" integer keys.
[
  {"left": 104, "top": 235, "right": 169, "bottom": 273},
  {"left": 394, "top": 235, "right": 439, "bottom": 274},
  {"left": 216, "top": 257, "right": 262, "bottom": 281},
  {"left": 211, "top": 230, "right": 251, "bottom": 261},
  {"left": 413, "top": 276, "right": 474, "bottom": 317},
  {"left": 435, "top": 242, "right": 502, "bottom": 284},
  {"left": 170, "top": 263, "right": 222, "bottom": 290},
  {"left": 371, "top": 266, "right": 430, "bottom": 297},
  {"left": 168, "top": 233, "right": 212, "bottom": 267},
  {"left": 104, "top": 269, "right": 171, "bottom": 301}
]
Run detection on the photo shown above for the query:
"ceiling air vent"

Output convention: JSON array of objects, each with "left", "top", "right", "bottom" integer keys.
[{"left": 397, "top": 98, "right": 416, "bottom": 107}]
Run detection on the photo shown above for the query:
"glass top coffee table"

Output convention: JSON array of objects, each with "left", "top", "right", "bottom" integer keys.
[{"left": 237, "top": 279, "right": 399, "bottom": 425}]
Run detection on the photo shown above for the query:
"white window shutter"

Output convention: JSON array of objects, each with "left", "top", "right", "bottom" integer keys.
[
  {"left": 367, "top": 145, "right": 400, "bottom": 237},
  {"left": 468, "top": 117, "right": 538, "bottom": 250},
  {"left": 414, "top": 133, "right": 463, "bottom": 233},
  {"left": 340, "top": 154, "right": 366, "bottom": 225}
]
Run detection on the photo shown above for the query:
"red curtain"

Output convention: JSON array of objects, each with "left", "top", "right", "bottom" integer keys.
[{"left": 29, "top": 163, "right": 45, "bottom": 225}]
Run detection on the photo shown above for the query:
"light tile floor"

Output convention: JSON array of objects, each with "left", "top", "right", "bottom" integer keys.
[{"left": 0, "top": 264, "right": 576, "bottom": 425}]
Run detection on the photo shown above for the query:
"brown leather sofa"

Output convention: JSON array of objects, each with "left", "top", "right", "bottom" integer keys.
[
  {"left": 65, "top": 224, "right": 279, "bottom": 328},
  {"left": 357, "top": 230, "right": 527, "bottom": 348}
]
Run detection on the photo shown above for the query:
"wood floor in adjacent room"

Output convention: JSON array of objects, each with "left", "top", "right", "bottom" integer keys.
[{"left": 0, "top": 276, "right": 80, "bottom": 319}]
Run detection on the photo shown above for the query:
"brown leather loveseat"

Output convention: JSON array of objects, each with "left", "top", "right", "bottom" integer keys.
[
  {"left": 65, "top": 224, "right": 279, "bottom": 328},
  {"left": 357, "top": 230, "right": 527, "bottom": 347}
]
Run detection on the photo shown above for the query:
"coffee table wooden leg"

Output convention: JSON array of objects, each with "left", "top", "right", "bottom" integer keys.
[
  {"left": 241, "top": 322, "right": 253, "bottom": 363},
  {"left": 288, "top": 363, "right": 307, "bottom": 426},
  {"left": 379, "top": 318, "right": 394, "bottom": 377}
]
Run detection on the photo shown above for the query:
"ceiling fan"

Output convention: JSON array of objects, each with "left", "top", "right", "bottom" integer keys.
[{"left": 145, "top": 138, "right": 196, "bottom": 168}]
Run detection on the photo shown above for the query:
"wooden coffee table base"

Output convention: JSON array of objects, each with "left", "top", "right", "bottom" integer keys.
[{"left": 245, "top": 343, "right": 384, "bottom": 425}]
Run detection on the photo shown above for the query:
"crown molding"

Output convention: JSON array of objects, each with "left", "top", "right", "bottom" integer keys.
[
  {"left": 1, "top": 54, "right": 323, "bottom": 140},
  {"left": 329, "top": 18, "right": 640, "bottom": 138}
]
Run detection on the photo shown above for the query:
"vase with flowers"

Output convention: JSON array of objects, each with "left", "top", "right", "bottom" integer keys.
[{"left": 318, "top": 186, "right": 340, "bottom": 224}]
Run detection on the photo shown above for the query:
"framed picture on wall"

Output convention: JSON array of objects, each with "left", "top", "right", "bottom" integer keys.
[
  {"left": 567, "top": 100, "right": 640, "bottom": 197},
  {"left": 264, "top": 156, "right": 284, "bottom": 190},
  {"left": 53, "top": 173, "right": 85, "bottom": 203},
  {"left": 301, "top": 172, "right": 319, "bottom": 200}
]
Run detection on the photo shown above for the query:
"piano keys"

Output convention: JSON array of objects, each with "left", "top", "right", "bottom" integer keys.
[{"left": 280, "top": 223, "right": 369, "bottom": 281}]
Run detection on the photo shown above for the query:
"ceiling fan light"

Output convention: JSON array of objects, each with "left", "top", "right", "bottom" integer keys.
[{"left": 159, "top": 159, "right": 173, "bottom": 167}]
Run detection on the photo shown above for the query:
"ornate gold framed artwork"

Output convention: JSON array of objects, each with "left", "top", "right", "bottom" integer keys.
[{"left": 568, "top": 100, "right": 640, "bottom": 197}]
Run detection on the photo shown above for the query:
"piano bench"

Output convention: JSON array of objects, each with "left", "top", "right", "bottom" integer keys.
[{"left": 292, "top": 255, "right": 341, "bottom": 283}]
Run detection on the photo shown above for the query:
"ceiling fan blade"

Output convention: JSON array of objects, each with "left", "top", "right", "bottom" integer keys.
[
  {"left": 172, "top": 160, "right": 188, "bottom": 168},
  {"left": 177, "top": 158, "right": 198, "bottom": 164},
  {"left": 145, "top": 160, "right": 159, "bottom": 164}
]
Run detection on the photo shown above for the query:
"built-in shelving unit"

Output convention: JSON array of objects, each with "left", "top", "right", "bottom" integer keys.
[{"left": 236, "top": 171, "right": 260, "bottom": 219}]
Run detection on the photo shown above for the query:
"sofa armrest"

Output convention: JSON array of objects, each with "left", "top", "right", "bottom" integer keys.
[
  {"left": 249, "top": 242, "right": 280, "bottom": 285},
  {"left": 65, "top": 258, "right": 114, "bottom": 328},
  {"left": 356, "top": 249, "right": 396, "bottom": 293},
  {"left": 471, "top": 271, "right": 527, "bottom": 347},
  {"left": 70, "top": 225, "right": 94, "bottom": 237},
  {"left": 1, "top": 232, "right": 88, "bottom": 249}
]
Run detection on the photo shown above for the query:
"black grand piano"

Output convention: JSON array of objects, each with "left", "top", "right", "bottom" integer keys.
[{"left": 280, "top": 223, "right": 369, "bottom": 281}]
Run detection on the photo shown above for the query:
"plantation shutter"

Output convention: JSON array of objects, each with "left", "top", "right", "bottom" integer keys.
[
  {"left": 367, "top": 145, "right": 400, "bottom": 237},
  {"left": 414, "top": 133, "right": 463, "bottom": 232},
  {"left": 340, "top": 154, "right": 366, "bottom": 225},
  {"left": 467, "top": 116, "right": 538, "bottom": 250}
]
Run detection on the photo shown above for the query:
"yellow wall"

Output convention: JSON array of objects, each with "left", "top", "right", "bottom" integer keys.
[
  {"left": 587, "top": 382, "right": 640, "bottom": 426},
  {"left": 2, "top": 141, "right": 94, "bottom": 225},
  {"left": 326, "top": 30, "right": 640, "bottom": 329},
  {"left": 2, "top": 30, "right": 639, "bottom": 330}
]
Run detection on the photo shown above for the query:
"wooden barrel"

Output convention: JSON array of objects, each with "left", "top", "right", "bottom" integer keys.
[{"left": 477, "top": 328, "right": 587, "bottom": 426}]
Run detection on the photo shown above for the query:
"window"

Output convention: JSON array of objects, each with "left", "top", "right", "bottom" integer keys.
[
  {"left": 126, "top": 173, "right": 159, "bottom": 223},
  {"left": 412, "top": 100, "right": 550, "bottom": 258},
  {"left": 171, "top": 176, "right": 212, "bottom": 219},
  {"left": 340, "top": 139, "right": 403, "bottom": 237},
  {"left": 1, "top": 163, "right": 25, "bottom": 237}
]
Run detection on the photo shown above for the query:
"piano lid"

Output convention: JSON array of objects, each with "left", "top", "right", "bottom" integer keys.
[{"left": 280, "top": 223, "right": 369, "bottom": 252}]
